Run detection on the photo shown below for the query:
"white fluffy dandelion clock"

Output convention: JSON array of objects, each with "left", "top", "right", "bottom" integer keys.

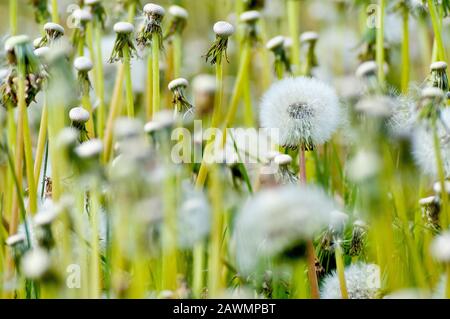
[
  {"left": 320, "top": 263, "right": 381, "bottom": 299},
  {"left": 260, "top": 76, "right": 341, "bottom": 149},
  {"left": 233, "top": 185, "right": 336, "bottom": 274}
]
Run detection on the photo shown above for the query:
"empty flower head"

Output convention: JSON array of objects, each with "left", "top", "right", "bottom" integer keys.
[
  {"left": 273, "top": 153, "right": 298, "bottom": 184},
  {"left": 69, "top": 106, "right": 90, "bottom": 142},
  {"left": 266, "top": 35, "right": 291, "bottom": 76},
  {"left": 300, "top": 31, "right": 319, "bottom": 75},
  {"left": 234, "top": 185, "right": 336, "bottom": 274},
  {"left": 204, "top": 21, "right": 235, "bottom": 65},
  {"left": 240, "top": 10, "right": 261, "bottom": 44},
  {"left": 165, "top": 5, "right": 188, "bottom": 39},
  {"left": 168, "top": 77, "right": 194, "bottom": 118},
  {"left": 109, "top": 22, "right": 137, "bottom": 63},
  {"left": 430, "top": 231, "right": 450, "bottom": 263},
  {"left": 260, "top": 76, "right": 341, "bottom": 149},
  {"left": 428, "top": 61, "right": 448, "bottom": 92},
  {"left": 71, "top": 8, "right": 93, "bottom": 49},
  {"left": 40, "top": 23, "right": 65, "bottom": 47},
  {"left": 321, "top": 263, "right": 381, "bottom": 299},
  {"left": 74, "top": 56, "right": 93, "bottom": 95},
  {"left": 137, "top": 3, "right": 165, "bottom": 48}
]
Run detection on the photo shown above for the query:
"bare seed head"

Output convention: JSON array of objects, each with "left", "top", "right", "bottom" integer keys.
[
  {"left": 114, "top": 21, "right": 134, "bottom": 34},
  {"left": 240, "top": 10, "right": 261, "bottom": 23},
  {"left": 274, "top": 154, "right": 292, "bottom": 166},
  {"left": 266, "top": 35, "right": 284, "bottom": 51},
  {"left": 213, "top": 21, "right": 235, "bottom": 37},
  {"left": 144, "top": 3, "right": 166, "bottom": 17},
  {"left": 430, "top": 61, "right": 447, "bottom": 71},
  {"left": 6, "top": 233, "right": 26, "bottom": 246},
  {"left": 69, "top": 106, "right": 90, "bottom": 123},
  {"left": 356, "top": 60, "right": 377, "bottom": 78},
  {"left": 300, "top": 31, "right": 319, "bottom": 43},
  {"left": 44, "top": 22, "right": 65, "bottom": 36},
  {"left": 169, "top": 5, "right": 188, "bottom": 20},
  {"left": 73, "top": 8, "right": 93, "bottom": 22},
  {"left": 4, "top": 35, "right": 30, "bottom": 53},
  {"left": 74, "top": 56, "right": 93, "bottom": 72},
  {"left": 168, "top": 77, "right": 189, "bottom": 91},
  {"left": 75, "top": 139, "right": 103, "bottom": 158}
]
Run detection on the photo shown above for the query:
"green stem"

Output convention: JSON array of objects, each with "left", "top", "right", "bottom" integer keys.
[
  {"left": 152, "top": 33, "right": 161, "bottom": 116},
  {"left": 94, "top": 24, "right": 105, "bottom": 139},
  {"left": 9, "top": 0, "right": 17, "bottom": 35},
  {"left": 33, "top": 94, "right": 48, "bottom": 190},
  {"left": 146, "top": 53, "right": 153, "bottom": 120},
  {"left": 287, "top": 0, "right": 301, "bottom": 75},
  {"left": 173, "top": 33, "right": 182, "bottom": 78},
  {"left": 51, "top": 0, "right": 59, "bottom": 23},
  {"left": 427, "top": 0, "right": 447, "bottom": 61},
  {"left": 401, "top": 8, "right": 410, "bottom": 94},
  {"left": 376, "top": 0, "right": 386, "bottom": 88},
  {"left": 123, "top": 45, "right": 134, "bottom": 118},
  {"left": 292, "top": 259, "right": 308, "bottom": 299},
  {"left": 335, "top": 244, "right": 348, "bottom": 299},
  {"left": 193, "top": 241, "right": 205, "bottom": 298}
]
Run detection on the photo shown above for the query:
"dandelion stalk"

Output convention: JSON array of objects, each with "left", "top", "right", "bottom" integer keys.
[
  {"left": 9, "top": 0, "right": 17, "bottom": 35},
  {"left": 335, "top": 243, "right": 349, "bottom": 299},
  {"left": 33, "top": 94, "right": 48, "bottom": 191},
  {"left": 376, "top": 0, "right": 386, "bottom": 88},
  {"left": 427, "top": 0, "right": 447, "bottom": 61},
  {"left": 123, "top": 45, "right": 134, "bottom": 118},
  {"left": 192, "top": 241, "right": 205, "bottom": 298},
  {"left": 401, "top": 5, "right": 410, "bottom": 93},
  {"left": 287, "top": 0, "right": 300, "bottom": 74},
  {"left": 152, "top": 33, "right": 161, "bottom": 116},
  {"left": 51, "top": 0, "right": 59, "bottom": 23}
]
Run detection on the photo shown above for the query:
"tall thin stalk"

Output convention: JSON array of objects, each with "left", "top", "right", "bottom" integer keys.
[
  {"left": 401, "top": 7, "right": 410, "bottom": 93},
  {"left": 376, "top": 0, "right": 386, "bottom": 88},
  {"left": 9, "top": 0, "right": 17, "bottom": 35},
  {"left": 152, "top": 33, "right": 161, "bottom": 116},
  {"left": 287, "top": 0, "right": 301, "bottom": 74}
]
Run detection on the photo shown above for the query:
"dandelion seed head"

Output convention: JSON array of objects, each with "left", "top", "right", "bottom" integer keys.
[
  {"left": 431, "top": 231, "right": 450, "bottom": 262},
  {"left": 300, "top": 31, "right": 318, "bottom": 43},
  {"left": 114, "top": 22, "right": 134, "bottom": 34},
  {"left": 144, "top": 3, "right": 166, "bottom": 17},
  {"left": 388, "top": 94, "right": 417, "bottom": 139},
  {"left": 273, "top": 154, "right": 292, "bottom": 166},
  {"left": 355, "top": 60, "right": 377, "bottom": 78},
  {"left": 75, "top": 139, "right": 103, "bottom": 158},
  {"left": 73, "top": 8, "right": 93, "bottom": 23},
  {"left": 57, "top": 127, "right": 79, "bottom": 148},
  {"left": 260, "top": 76, "right": 341, "bottom": 148},
  {"left": 69, "top": 106, "right": 90, "bottom": 123},
  {"left": 6, "top": 233, "right": 26, "bottom": 246},
  {"left": 234, "top": 185, "right": 336, "bottom": 274},
  {"left": 347, "top": 150, "right": 380, "bottom": 182},
  {"left": 43, "top": 22, "right": 64, "bottom": 35},
  {"left": 355, "top": 95, "right": 394, "bottom": 118},
  {"left": 321, "top": 263, "right": 381, "bottom": 299},
  {"left": 21, "top": 248, "right": 51, "bottom": 279},
  {"left": 421, "top": 87, "right": 445, "bottom": 100},
  {"left": 168, "top": 77, "right": 188, "bottom": 91},
  {"left": 33, "top": 46, "right": 50, "bottom": 59},
  {"left": 430, "top": 61, "right": 447, "bottom": 71},
  {"left": 4, "top": 35, "right": 30, "bottom": 52},
  {"left": 168, "top": 5, "right": 188, "bottom": 20},
  {"left": 74, "top": 56, "right": 93, "bottom": 72},
  {"left": 412, "top": 109, "right": 450, "bottom": 179},
  {"left": 213, "top": 21, "right": 235, "bottom": 37},
  {"left": 240, "top": 10, "right": 261, "bottom": 23},
  {"left": 266, "top": 35, "right": 284, "bottom": 51}
]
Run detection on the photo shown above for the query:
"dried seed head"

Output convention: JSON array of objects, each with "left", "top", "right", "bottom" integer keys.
[
  {"left": 6, "top": 233, "right": 26, "bottom": 246},
  {"left": 168, "top": 5, "right": 188, "bottom": 20},
  {"left": 74, "top": 56, "right": 93, "bottom": 72},
  {"left": 4, "top": 35, "right": 30, "bottom": 53},
  {"left": 266, "top": 35, "right": 284, "bottom": 51},
  {"left": 44, "top": 22, "right": 65, "bottom": 35},
  {"left": 240, "top": 10, "right": 261, "bottom": 23},
  {"left": 34, "top": 46, "right": 50, "bottom": 59},
  {"left": 73, "top": 8, "right": 93, "bottom": 23},
  {"left": 430, "top": 61, "right": 448, "bottom": 71},
  {"left": 300, "top": 31, "right": 319, "bottom": 43},
  {"left": 144, "top": 3, "right": 166, "bottom": 17},
  {"left": 21, "top": 248, "right": 51, "bottom": 279},
  {"left": 69, "top": 106, "right": 90, "bottom": 123},
  {"left": 114, "top": 21, "right": 134, "bottom": 34},
  {"left": 213, "top": 21, "right": 235, "bottom": 37},
  {"left": 273, "top": 154, "right": 292, "bottom": 166},
  {"left": 356, "top": 60, "right": 377, "bottom": 78},
  {"left": 430, "top": 231, "right": 450, "bottom": 262},
  {"left": 168, "top": 77, "right": 189, "bottom": 91},
  {"left": 421, "top": 87, "right": 445, "bottom": 100},
  {"left": 75, "top": 139, "right": 103, "bottom": 158}
]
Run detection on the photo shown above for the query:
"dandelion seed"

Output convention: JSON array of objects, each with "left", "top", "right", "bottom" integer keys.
[
  {"left": 320, "top": 263, "right": 381, "bottom": 299},
  {"left": 260, "top": 76, "right": 341, "bottom": 149},
  {"left": 234, "top": 185, "right": 336, "bottom": 274},
  {"left": 204, "top": 21, "right": 235, "bottom": 65}
]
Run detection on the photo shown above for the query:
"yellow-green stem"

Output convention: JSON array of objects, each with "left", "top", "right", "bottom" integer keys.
[
  {"left": 51, "top": 0, "right": 59, "bottom": 23},
  {"left": 94, "top": 25, "right": 105, "bottom": 138},
  {"left": 401, "top": 8, "right": 410, "bottom": 94},
  {"left": 376, "top": 0, "right": 386, "bottom": 88},
  {"left": 173, "top": 33, "right": 182, "bottom": 78},
  {"left": 9, "top": 0, "right": 17, "bottom": 35},
  {"left": 152, "top": 33, "right": 161, "bottom": 116},
  {"left": 287, "top": 0, "right": 301, "bottom": 75},
  {"left": 193, "top": 241, "right": 205, "bottom": 298},
  {"left": 427, "top": 0, "right": 447, "bottom": 61},
  {"left": 146, "top": 54, "right": 153, "bottom": 120},
  {"left": 123, "top": 45, "right": 134, "bottom": 118},
  {"left": 335, "top": 244, "right": 348, "bottom": 299}
]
